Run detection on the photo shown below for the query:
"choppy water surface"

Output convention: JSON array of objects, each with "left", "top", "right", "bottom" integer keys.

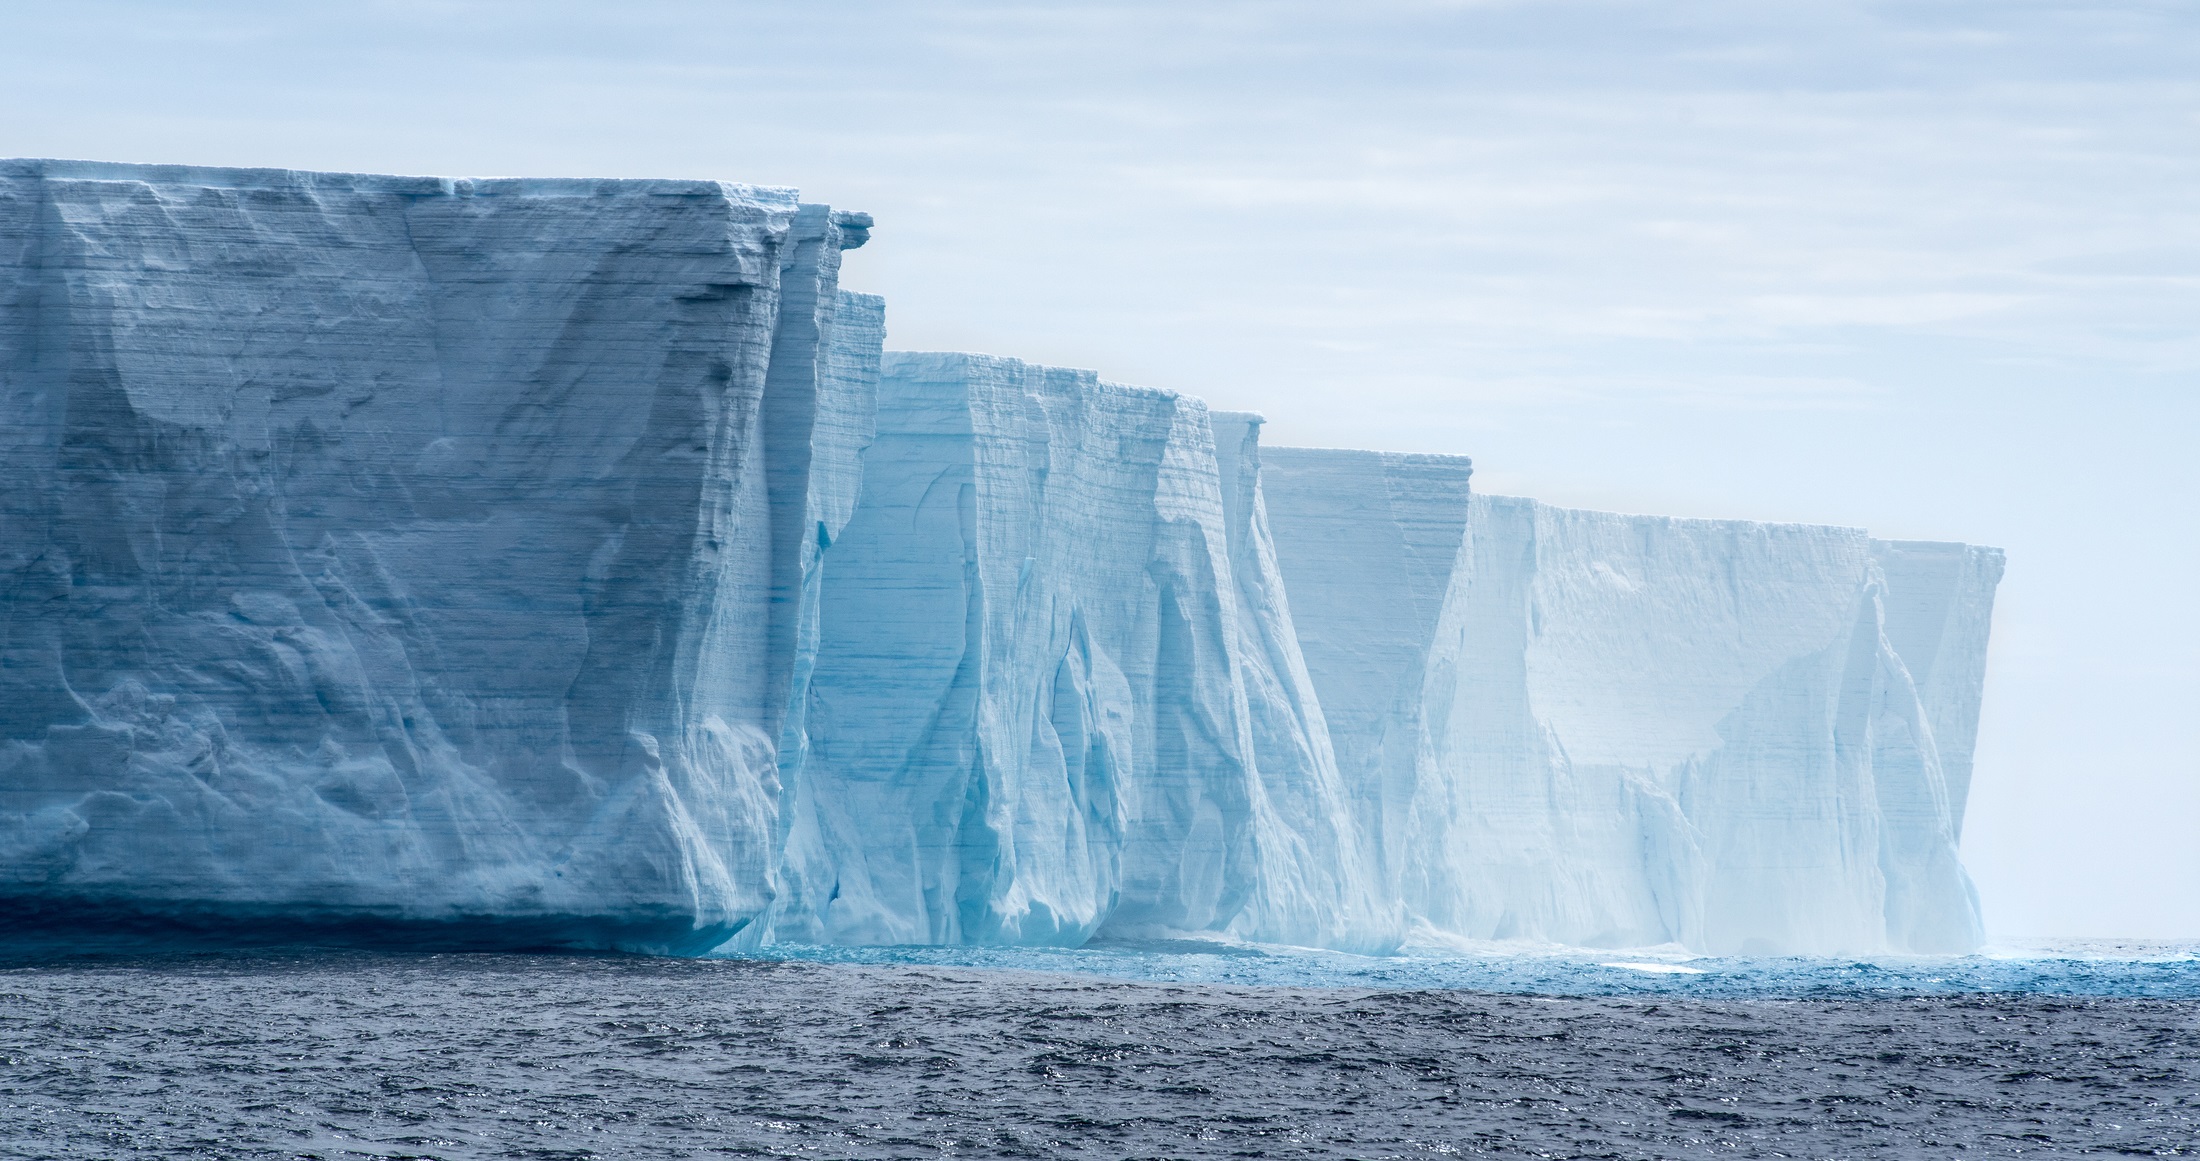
[{"left": 3, "top": 944, "right": 2197, "bottom": 1158}]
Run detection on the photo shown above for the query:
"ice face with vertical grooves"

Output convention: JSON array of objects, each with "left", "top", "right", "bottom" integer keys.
[
  {"left": 1260, "top": 463, "right": 2002, "bottom": 955},
  {"left": 760, "top": 360, "right": 1387, "bottom": 950},
  {"left": 1192, "top": 414, "right": 1391, "bottom": 949},
  {"left": 767, "top": 287, "right": 885, "bottom": 892},
  {"left": 0, "top": 160, "right": 870, "bottom": 952},
  {"left": 0, "top": 158, "right": 2007, "bottom": 957}
]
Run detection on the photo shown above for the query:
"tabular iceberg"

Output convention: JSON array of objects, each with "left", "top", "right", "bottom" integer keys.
[
  {"left": 1259, "top": 460, "right": 2003, "bottom": 955},
  {"left": 0, "top": 159, "right": 2005, "bottom": 955},
  {"left": 0, "top": 159, "right": 873, "bottom": 951}
]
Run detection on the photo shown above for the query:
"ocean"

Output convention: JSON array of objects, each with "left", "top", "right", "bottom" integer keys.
[{"left": 3, "top": 940, "right": 2195, "bottom": 1158}]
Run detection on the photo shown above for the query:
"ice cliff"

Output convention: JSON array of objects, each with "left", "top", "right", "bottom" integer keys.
[
  {"left": 1261, "top": 455, "right": 2002, "bottom": 955},
  {"left": 0, "top": 160, "right": 2003, "bottom": 955},
  {"left": 0, "top": 159, "right": 874, "bottom": 951},
  {"left": 759, "top": 362, "right": 1383, "bottom": 951}
]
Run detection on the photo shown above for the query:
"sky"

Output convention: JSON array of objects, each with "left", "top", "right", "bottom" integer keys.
[{"left": 2, "top": 0, "right": 2194, "bottom": 939}]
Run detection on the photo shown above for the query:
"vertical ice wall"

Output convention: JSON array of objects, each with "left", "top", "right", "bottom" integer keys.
[
  {"left": 768, "top": 286, "right": 886, "bottom": 881},
  {"left": 1256, "top": 446, "right": 1475, "bottom": 907},
  {"left": 0, "top": 157, "right": 2007, "bottom": 958},
  {"left": 0, "top": 160, "right": 871, "bottom": 952},
  {"left": 1261, "top": 457, "right": 2001, "bottom": 955},
  {"left": 764, "top": 359, "right": 1389, "bottom": 949},
  {"left": 1440, "top": 499, "right": 1915, "bottom": 954},
  {"left": 1871, "top": 539, "right": 2005, "bottom": 839},
  {"left": 1209, "top": 415, "right": 1394, "bottom": 949},
  {"left": 1862, "top": 538, "right": 2004, "bottom": 950},
  {"left": 763, "top": 208, "right": 880, "bottom": 767}
]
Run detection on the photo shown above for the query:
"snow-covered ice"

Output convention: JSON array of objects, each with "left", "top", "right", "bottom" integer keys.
[{"left": 0, "top": 160, "right": 2005, "bottom": 955}]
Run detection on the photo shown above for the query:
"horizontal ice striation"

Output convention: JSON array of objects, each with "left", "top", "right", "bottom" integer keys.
[
  {"left": 0, "top": 158, "right": 2008, "bottom": 958},
  {"left": 758, "top": 359, "right": 1388, "bottom": 950},
  {"left": 0, "top": 159, "right": 876, "bottom": 952},
  {"left": 1260, "top": 455, "right": 2004, "bottom": 955}
]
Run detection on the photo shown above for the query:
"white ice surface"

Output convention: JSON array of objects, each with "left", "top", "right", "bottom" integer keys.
[{"left": 1262, "top": 463, "right": 2002, "bottom": 955}]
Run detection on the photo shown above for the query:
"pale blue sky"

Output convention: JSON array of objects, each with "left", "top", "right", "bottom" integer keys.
[{"left": 4, "top": 0, "right": 2194, "bottom": 938}]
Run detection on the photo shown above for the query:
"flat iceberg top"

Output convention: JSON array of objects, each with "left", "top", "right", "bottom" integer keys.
[
  {"left": 882, "top": 350, "right": 1195, "bottom": 408},
  {"left": 0, "top": 157, "right": 804, "bottom": 210},
  {"left": 1482, "top": 490, "right": 2005, "bottom": 556},
  {"left": 1268, "top": 443, "right": 1475, "bottom": 470}
]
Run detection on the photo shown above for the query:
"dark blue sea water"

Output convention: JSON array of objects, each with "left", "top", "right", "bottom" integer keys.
[{"left": 4, "top": 941, "right": 2196, "bottom": 1158}]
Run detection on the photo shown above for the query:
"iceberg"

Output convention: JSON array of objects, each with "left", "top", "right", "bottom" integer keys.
[
  {"left": 1259, "top": 465, "right": 2003, "bottom": 955},
  {"left": 0, "top": 160, "right": 2005, "bottom": 955},
  {"left": 757, "top": 365, "right": 1383, "bottom": 950},
  {"left": 0, "top": 159, "right": 873, "bottom": 951}
]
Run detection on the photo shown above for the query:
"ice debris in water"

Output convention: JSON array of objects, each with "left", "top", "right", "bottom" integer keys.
[{"left": 0, "top": 160, "right": 2002, "bottom": 956}]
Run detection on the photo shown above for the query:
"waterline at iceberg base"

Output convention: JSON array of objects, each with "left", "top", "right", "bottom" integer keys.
[{"left": 0, "top": 160, "right": 2002, "bottom": 957}]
